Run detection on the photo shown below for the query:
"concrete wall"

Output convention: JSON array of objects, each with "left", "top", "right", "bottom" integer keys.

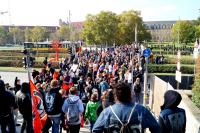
[{"left": 149, "top": 75, "right": 200, "bottom": 133}]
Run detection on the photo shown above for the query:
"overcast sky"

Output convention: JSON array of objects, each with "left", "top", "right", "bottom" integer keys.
[{"left": 0, "top": 0, "right": 199, "bottom": 26}]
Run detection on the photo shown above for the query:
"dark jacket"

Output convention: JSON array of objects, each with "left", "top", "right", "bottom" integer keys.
[
  {"left": 0, "top": 80, "right": 16, "bottom": 117},
  {"left": 45, "top": 88, "right": 63, "bottom": 116},
  {"left": 16, "top": 83, "right": 32, "bottom": 119},
  {"left": 159, "top": 90, "right": 186, "bottom": 133}
]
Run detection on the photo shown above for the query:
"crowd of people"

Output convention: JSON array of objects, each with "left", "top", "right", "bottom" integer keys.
[{"left": 0, "top": 44, "right": 186, "bottom": 133}]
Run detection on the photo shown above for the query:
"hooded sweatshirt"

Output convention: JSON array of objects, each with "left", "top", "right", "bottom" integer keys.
[
  {"left": 85, "top": 100, "right": 100, "bottom": 122},
  {"left": 62, "top": 95, "right": 84, "bottom": 125},
  {"left": 159, "top": 90, "right": 186, "bottom": 133}
]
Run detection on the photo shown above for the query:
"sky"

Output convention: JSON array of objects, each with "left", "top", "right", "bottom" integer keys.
[{"left": 0, "top": 0, "right": 199, "bottom": 26}]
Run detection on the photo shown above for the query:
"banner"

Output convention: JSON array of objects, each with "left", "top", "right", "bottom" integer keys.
[{"left": 30, "top": 80, "right": 47, "bottom": 133}]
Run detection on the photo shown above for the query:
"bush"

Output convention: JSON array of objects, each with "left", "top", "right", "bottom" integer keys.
[
  {"left": 192, "top": 91, "right": 200, "bottom": 109},
  {"left": 192, "top": 56, "right": 200, "bottom": 109},
  {"left": 0, "top": 60, "right": 59, "bottom": 68},
  {"left": 148, "top": 64, "right": 194, "bottom": 74}
]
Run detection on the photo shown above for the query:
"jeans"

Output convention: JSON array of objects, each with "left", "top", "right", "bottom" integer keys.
[
  {"left": 89, "top": 121, "right": 95, "bottom": 131},
  {"left": 68, "top": 124, "right": 80, "bottom": 133},
  {"left": 49, "top": 116, "right": 61, "bottom": 133},
  {"left": 0, "top": 113, "right": 16, "bottom": 133}
]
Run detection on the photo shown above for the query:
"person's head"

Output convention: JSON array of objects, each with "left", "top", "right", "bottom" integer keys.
[
  {"left": 113, "top": 82, "right": 132, "bottom": 103},
  {"left": 50, "top": 80, "right": 59, "bottom": 89},
  {"left": 161, "top": 90, "right": 182, "bottom": 110},
  {"left": 41, "top": 82, "right": 47, "bottom": 89},
  {"left": 135, "top": 78, "right": 140, "bottom": 83},
  {"left": 91, "top": 93, "right": 98, "bottom": 102},
  {"left": 69, "top": 87, "right": 77, "bottom": 95},
  {"left": 21, "top": 82, "right": 30, "bottom": 94},
  {"left": 36, "top": 83, "right": 41, "bottom": 89},
  {"left": 0, "top": 80, "right": 5, "bottom": 93},
  {"left": 59, "top": 75, "right": 64, "bottom": 81}
]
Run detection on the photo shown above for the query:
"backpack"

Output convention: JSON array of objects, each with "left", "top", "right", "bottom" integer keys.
[
  {"left": 66, "top": 99, "right": 80, "bottom": 124},
  {"left": 110, "top": 103, "right": 142, "bottom": 133}
]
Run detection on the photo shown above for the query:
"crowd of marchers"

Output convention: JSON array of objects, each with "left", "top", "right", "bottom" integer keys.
[{"left": 0, "top": 44, "right": 186, "bottom": 133}]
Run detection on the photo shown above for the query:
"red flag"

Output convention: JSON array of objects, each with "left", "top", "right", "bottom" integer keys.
[{"left": 30, "top": 80, "right": 47, "bottom": 133}]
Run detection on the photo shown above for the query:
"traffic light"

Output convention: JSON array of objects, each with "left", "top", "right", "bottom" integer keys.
[
  {"left": 29, "top": 57, "right": 35, "bottom": 67},
  {"left": 22, "top": 57, "right": 27, "bottom": 68}
]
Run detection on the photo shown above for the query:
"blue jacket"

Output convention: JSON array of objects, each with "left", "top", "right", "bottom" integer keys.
[
  {"left": 159, "top": 107, "right": 186, "bottom": 133},
  {"left": 93, "top": 102, "right": 160, "bottom": 133}
]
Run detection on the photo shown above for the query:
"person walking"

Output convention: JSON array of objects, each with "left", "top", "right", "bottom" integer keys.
[
  {"left": 16, "top": 82, "right": 33, "bottom": 133},
  {"left": 45, "top": 80, "right": 63, "bottom": 133},
  {"left": 0, "top": 80, "right": 16, "bottom": 133},
  {"left": 93, "top": 82, "right": 160, "bottom": 133},
  {"left": 133, "top": 77, "right": 142, "bottom": 103},
  {"left": 85, "top": 93, "right": 100, "bottom": 132},
  {"left": 159, "top": 90, "right": 186, "bottom": 133},
  {"left": 62, "top": 87, "right": 84, "bottom": 133}
]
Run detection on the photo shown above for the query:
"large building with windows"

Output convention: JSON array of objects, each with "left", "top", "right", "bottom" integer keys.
[{"left": 144, "top": 21, "right": 176, "bottom": 42}]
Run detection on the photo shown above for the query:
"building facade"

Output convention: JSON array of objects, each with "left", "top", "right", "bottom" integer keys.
[{"left": 144, "top": 21, "right": 176, "bottom": 42}]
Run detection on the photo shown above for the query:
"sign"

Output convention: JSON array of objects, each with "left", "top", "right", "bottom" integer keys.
[
  {"left": 193, "top": 48, "right": 199, "bottom": 59},
  {"left": 176, "top": 70, "right": 182, "bottom": 83},
  {"left": 143, "top": 48, "right": 151, "bottom": 57}
]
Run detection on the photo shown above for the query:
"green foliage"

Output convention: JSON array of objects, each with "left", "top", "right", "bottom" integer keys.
[
  {"left": 192, "top": 56, "right": 200, "bottom": 108},
  {"left": 148, "top": 64, "right": 193, "bottom": 74},
  {"left": 82, "top": 11, "right": 119, "bottom": 45},
  {"left": 82, "top": 10, "right": 150, "bottom": 45},
  {"left": 9, "top": 27, "right": 25, "bottom": 44},
  {"left": 172, "top": 21, "right": 195, "bottom": 44},
  {"left": 192, "top": 92, "right": 200, "bottom": 109},
  {"left": 195, "top": 25, "right": 200, "bottom": 39},
  {"left": 164, "top": 55, "right": 194, "bottom": 64},
  {"left": 0, "top": 26, "right": 8, "bottom": 45},
  {"left": 30, "top": 26, "right": 48, "bottom": 42}
]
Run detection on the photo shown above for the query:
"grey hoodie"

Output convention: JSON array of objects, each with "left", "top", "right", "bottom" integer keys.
[{"left": 62, "top": 95, "right": 84, "bottom": 125}]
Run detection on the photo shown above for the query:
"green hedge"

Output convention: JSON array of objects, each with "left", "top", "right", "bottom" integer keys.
[
  {"left": 192, "top": 92, "right": 200, "bottom": 109},
  {"left": 164, "top": 55, "right": 194, "bottom": 64},
  {"left": 148, "top": 64, "right": 194, "bottom": 74},
  {"left": 152, "top": 51, "right": 192, "bottom": 55},
  {"left": 0, "top": 60, "right": 59, "bottom": 68}
]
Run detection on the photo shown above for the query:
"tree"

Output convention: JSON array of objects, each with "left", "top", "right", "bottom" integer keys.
[
  {"left": 9, "top": 27, "right": 25, "bottom": 44},
  {"left": 30, "top": 26, "right": 47, "bottom": 42},
  {"left": 195, "top": 25, "right": 200, "bottom": 39},
  {"left": 82, "top": 10, "right": 150, "bottom": 45},
  {"left": 82, "top": 14, "right": 97, "bottom": 44},
  {"left": 172, "top": 21, "right": 195, "bottom": 44},
  {"left": 117, "top": 10, "right": 150, "bottom": 44},
  {"left": 24, "top": 28, "right": 32, "bottom": 42},
  {"left": 82, "top": 11, "right": 119, "bottom": 45},
  {"left": 58, "top": 25, "right": 70, "bottom": 41},
  {"left": 0, "top": 26, "right": 8, "bottom": 45}
]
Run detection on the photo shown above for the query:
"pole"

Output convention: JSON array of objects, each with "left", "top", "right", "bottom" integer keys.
[
  {"left": 135, "top": 23, "right": 138, "bottom": 43},
  {"left": 26, "top": 52, "right": 31, "bottom": 81},
  {"left": 143, "top": 57, "right": 148, "bottom": 106}
]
